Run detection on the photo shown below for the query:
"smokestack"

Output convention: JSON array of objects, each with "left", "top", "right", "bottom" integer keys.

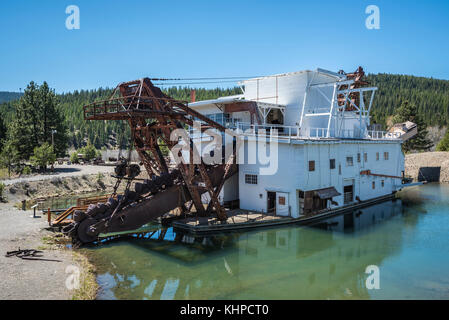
[{"left": 190, "top": 89, "right": 196, "bottom": 103}]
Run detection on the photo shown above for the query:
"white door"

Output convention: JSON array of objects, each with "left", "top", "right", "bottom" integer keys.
[{"left": 276, "top": 192, "right": 289, "bottom": 216}]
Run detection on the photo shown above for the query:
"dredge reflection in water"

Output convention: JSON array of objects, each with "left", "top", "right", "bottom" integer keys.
[{"left": 86, "top": 184, "right": 449, "bottom": 300}]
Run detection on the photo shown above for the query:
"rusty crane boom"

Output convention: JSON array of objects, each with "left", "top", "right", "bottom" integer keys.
[{"left": 63, "top": 78, "right": 237, "bottom": 245}]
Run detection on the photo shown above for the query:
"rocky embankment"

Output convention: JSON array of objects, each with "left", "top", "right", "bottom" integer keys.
[
  {"left": 405, "top": 151, "right": 449, "bottom": 182},
  {"left": 5, "top": 174, "right": 117, "bottom": 204}
]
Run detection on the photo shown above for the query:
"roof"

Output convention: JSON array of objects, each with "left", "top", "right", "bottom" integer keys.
[
  {"left": 390, "top": 121, "right": 417, "bottom": 132},
  {"left": 188, "top": 95, "right": 244, "bottom": 108},
  {"left": 313, "top": 187, "right": 341, "bottom": 199},
  {"left": 188, "top": 96, "right": 285, "bottom": 109},
  {"left": 240, "top": 68, "right": 346, "bottom": 83}
]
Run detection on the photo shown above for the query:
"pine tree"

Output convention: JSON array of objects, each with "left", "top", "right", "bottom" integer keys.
[
  {"left": 392, "top": 100, "right": 433, "bottom": 152},
  {"left": 7, "top": 81, "right": 69, "bottom": 160},
  {"left": 0, "top": 113, "right": 6, "bottom": 151},
  {"left": 436, "top": 130, "right": 449, "bottom": 151},
  {"left": 30, "top": 143, "right": 56, "bottom": 171}
]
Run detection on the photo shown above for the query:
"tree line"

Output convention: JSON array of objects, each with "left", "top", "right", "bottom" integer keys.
[{"left": 1, "top": 73, "right": 448, "bottom": 175}]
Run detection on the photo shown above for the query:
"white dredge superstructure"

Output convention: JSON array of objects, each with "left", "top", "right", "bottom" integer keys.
[{"left": 188, "top": 67, "right": 409, "bottom": 218}]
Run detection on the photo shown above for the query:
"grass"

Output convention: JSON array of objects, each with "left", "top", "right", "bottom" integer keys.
[
  {"left": 40, "top": 233, "right": 98, "bottom": 300},
  {"left": 0, "top": 182, "right": 5, "bottom": 202},
  {"left": 71, "top": 250, "right": 98, "bottom": 300},
  {"left": 0, "top": 168, "right": 9, "bottom": 179},
  {"left": 14, "top": 199, "right": 37, "bottom": 210}
]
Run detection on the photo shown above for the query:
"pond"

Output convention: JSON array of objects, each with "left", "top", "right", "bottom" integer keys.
[{"left": 84, "top": 183, "right": 449, "bottom": 300}]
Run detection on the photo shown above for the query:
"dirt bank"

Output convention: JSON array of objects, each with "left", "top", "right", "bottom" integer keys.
[
  {"left": 405, "top": 151, "right": 449, "bottom": 182},
  {"left": 0, "top": 201, "right": 97, "bottom": 299},
  {"left": 0, "top": 171, "right": 117, "bottom": 300},
  {"left": 0, "top": 164, "right": 114, "bottom": 186},
  {"left": 3, "top": 173, "right": 118, "bottom": 206}
]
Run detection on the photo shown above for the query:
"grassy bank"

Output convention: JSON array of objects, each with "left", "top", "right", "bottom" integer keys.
[{"left": 40, "top": 233, "right": 98, "bottom": 300}]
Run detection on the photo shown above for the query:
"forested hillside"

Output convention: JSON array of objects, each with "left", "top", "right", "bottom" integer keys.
[
  {"left": 1, "top": 74, "right": 448, "bottom": 150},
  {"left": 0, "top": 91, "right": 23, "bottom": 104},
  {"left": 367, "top": 74, "right": 449, "bottom": 126},
  {"left": 59, "top": 86, "right": 242, "bottom": 149}
]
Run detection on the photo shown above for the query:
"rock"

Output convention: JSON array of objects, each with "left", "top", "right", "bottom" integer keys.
[{"left": 405, "top": 151, "right": 449, "bottom": 182}]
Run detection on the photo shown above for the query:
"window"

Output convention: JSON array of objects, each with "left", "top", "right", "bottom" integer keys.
[
  {"left": 376, "top": 152, "right": 380, "bottom": 161},
  {"left": 357, "top": 153, "right": 361, "bottom": 163},
  {"left": 245, "top": 174, "right": 258, "bottom": 185},
  {"left": 381, "top": 180, "right": 385, "bottom": 187},
  {"left": 384, "top": 152, "right": 389, "bottom": 160},
  {"left": 330, "top": 159, "right": 336, "bottom": 169},
  {"left": 372, "top": 181, "right": 376, "bottom": 189},
  {"left": 206, "top": 113, "right": 230, "bottom": 126},
  {"left": 339, "top": 164, "right": 342, "bottom": 175},
  {"left": 364, "top": 153, "right": 368, "bottom": 162},
  {"left": 309, "top": 161, "right": 315, "bottom": 172},
  {"left": 346, "top": 156, "right": 354, "bottom": 167},
  {"left": 278, "top": 196, "right": 286, "bottom": 205}
]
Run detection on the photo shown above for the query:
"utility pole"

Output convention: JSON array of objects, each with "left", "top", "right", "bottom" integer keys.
[{"left": 51, "top": 129, "right": 57, "bottom": 151}]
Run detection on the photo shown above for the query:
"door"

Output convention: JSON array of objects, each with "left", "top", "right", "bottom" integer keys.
[
  {"left": 276, "top": 192, "right": 289, "bottom": 216},
  {"left": 267, "top": 192, "right": 276, "bottom": 214}
]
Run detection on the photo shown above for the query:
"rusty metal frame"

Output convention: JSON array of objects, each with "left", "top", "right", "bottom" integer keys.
[{"left": 83, "top": 78, "right": 233, "bottom": 220}]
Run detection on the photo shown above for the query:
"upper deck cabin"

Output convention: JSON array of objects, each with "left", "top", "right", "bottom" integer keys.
[{"left": 188, "top": 68, "right": 401, "bottom": 141}]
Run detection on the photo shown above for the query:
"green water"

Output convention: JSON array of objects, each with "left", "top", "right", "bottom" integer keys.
[
  {"left": 41, "top": 191, "right": 107, "bottom": 210},
  {"left": 86, "top": 183, "right": 449, "bottom": 300}
]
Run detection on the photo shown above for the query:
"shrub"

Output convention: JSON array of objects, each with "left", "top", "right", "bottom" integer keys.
[
  {"left": 436, "top": 130, "right": 449, "bottom": 152},
  {"left": 0, "top": 182, "right": 5, "bottom": 200},
  {"left": 30, "top": 143, "right": 56, "bottom": 171},
  {"left": 96, "top": 172, "right": 104, "bottom": 182},
  {"left": 79, "top": 144, "right": 97, "bottom": 161},
  {"left": 22, "top": 166, "right": 32, "bottom": 175},
  {"left": 70, "top": 152, "right": 79, "bottom": 164}
]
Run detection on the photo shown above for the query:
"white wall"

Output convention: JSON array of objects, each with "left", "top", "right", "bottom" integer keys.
[{"left": 238, "top": 139, "right": 404, "bottom": 218}]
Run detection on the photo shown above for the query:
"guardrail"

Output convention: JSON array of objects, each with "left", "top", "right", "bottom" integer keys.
[{"left": 188, "top": 122, "right": 402, "bottom": 141}]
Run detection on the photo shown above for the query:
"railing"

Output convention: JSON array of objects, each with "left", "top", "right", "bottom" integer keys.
[
  {"left": 367, "top": 130, "right": 402, "bottom": 140},
  {"left": 235, "top": 123, "right": 301, "bottom": 139},
  {"left": 344, "top": 192, "right": 353, "bottom": 205},
  {"left": 306, "top": 128, "right": 329, "bottom": 138},
  {"left": 187, "top": 122, "right": 403, "bottom": 141}
]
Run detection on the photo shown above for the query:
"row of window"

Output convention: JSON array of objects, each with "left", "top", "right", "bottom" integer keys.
[
  {"left": 308, "top": 152, "right": 390, "bottom": 172},
  {"left": 373, "top": 180, "right": 385, "bottom": 189},
  {"left": 244, "top": 174, "right": 386, "bottom": 190}
]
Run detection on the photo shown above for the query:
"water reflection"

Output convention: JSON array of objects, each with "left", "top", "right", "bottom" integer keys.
[{"left": 88, "top": 184, "right": 449, "bottom": 300}]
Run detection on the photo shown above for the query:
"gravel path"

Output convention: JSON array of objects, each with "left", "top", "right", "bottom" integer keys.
[
  {"left": 0, "top": 202, "right": 77, "bottom": 300},
  {"left": 0, "top": 164, "right": 114, "bottom": 186}
]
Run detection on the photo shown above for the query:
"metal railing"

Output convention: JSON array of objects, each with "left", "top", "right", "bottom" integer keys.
[
  {"left": 235, "top": 123, "right": 301, "bottom": 139},
  {"left": 187, "top": 122, "right": 402, "bottom": 141},
  {"left": 367, "top": 130, "right": 401, "bottom": 140}
]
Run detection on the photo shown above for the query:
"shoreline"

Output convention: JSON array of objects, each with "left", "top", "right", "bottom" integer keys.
[
  {"left": 1, "top": 152, "right": 448, "bottom": 300},
  {"left": 0, "top": 201, "right": 98, "bottom": 300},
  {"left": 0, "top": 170, "right": 114, "bottom": 300}
]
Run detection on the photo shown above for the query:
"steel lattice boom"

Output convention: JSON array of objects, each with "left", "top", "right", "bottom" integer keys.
[{"left": 64, "top": 78, "right": 236, "bottom": 245}]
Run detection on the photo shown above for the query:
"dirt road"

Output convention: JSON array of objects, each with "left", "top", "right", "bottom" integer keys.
[
  {"left": 0, "top": 202, "right": 78, "bottom": 300},
  {"left": 0, "top": 164, "right": 114, "bottom": 186}
]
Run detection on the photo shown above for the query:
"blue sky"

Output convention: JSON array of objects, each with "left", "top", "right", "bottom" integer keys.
[{"left": 0, "top": 0, "right": 448, "bottom": 93}]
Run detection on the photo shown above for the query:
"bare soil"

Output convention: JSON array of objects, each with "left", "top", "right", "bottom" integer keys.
[
  {"left": 0, "top": 202, "right": 81, "bottom": 299},
  {"left": 0, "top": 166, "right": 117, "bottom": 300}
]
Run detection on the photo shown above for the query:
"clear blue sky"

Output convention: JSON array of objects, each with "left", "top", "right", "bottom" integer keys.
[{"left": 0, "top": 0, "right": 448, "bottom": 93}]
